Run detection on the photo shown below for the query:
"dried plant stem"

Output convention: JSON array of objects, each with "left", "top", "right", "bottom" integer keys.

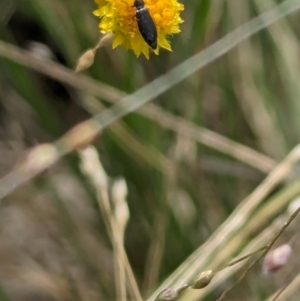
[
  {"left": 80, "top": 95, "right": 171, "bottom": 172},
  {"left": 4, "top": 0, "right": 300, "bottom": 196},
  {"left": 219, "top": 247, "right": 267, "bottom": 270},
  {"left": 176, "top": 205, "right": 290, "bottom": 300},
  {"left": 97, "top": 187, "right": 142, "bottom": 301},
  {"left": 143, "top": 105, "right": 275, "bottom": 172},
  {"left": 154, "top": 200, "right": 300, "bottom": 301},
  {"left": 195, "top": 182, "right": 300, "bottom": 301},
  {"left": 216, "top": 206, "right": 300, "bottom": 301},
  {"left": 0, "top": 39, "right": 276, "bottom": 173},
  {"left": 149, "top": 144, "right": 300, "bottom": 300},
  {"left": 79, "top": 148, "right": 142, "bottom": 301}
]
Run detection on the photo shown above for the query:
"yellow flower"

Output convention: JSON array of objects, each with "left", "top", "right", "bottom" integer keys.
[{"left": 94, "top": 0, "right": 184, "bottom": 59}]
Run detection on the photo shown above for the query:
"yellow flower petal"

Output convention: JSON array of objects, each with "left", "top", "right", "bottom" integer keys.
[
  {"left": 94, "top": 0, "right": 184, "bottom": 58},
  {"left": 112, "top": 33, "right": 125, "bottom": 49},
  {"left": 158, "top": 35, "right": 171, "bottom": 51}
]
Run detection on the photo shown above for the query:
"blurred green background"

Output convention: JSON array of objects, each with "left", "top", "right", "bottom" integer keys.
[{"left": 1, "top": 0, "right": 300, "bottom": 300}]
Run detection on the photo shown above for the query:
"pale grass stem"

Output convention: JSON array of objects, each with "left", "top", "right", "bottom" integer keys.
[
  {"left": 149, "top": 144, "right": 300, "bottom": 301},
  {"left": 1, "top": 1, "right": 300, "bottom": 300},
  {"left": 2, "top": 0, "right": 300, "bottom": 200},
  {"left": 0, "top": 39, "right": 276, "bottom": 174},
  {"left": 215, "top": 206, "right": 300, "bottom": 301},
  {"left": 79, "top": 146, "right": 142, "bottom": 301},
  {"left": 154, "top": 204, "right": 300, "bottom": 301}
]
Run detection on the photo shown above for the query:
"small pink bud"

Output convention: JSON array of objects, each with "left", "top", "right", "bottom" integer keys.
[{"left": 262, "top": 244, "right": 292, "bottom": 274}]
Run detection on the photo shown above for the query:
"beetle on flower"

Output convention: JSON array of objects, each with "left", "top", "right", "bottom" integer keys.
[{"left": 94, "top": 0, "right": 184, "bottom": 59}]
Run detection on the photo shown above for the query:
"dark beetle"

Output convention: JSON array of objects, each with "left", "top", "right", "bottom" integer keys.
[{"left": 133, "top": 0, "right": 157, "bottom": 49}]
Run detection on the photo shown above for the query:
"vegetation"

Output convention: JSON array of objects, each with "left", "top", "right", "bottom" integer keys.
[{"left": 1, "top": 0, "right": 300, "bottom": 300}]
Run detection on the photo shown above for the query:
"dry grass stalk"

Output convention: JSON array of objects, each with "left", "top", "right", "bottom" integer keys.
[
  {"left": 0, "top": 39, "right": 276, "bottom": 173},
  {"left": 79, "top": 146, "right": 141, "bottom": 301},
  {"left": 3, "top": 0, "right": 300, "bottom": 199},
  {"left": 154, "top": 202, "right": 300, "bottom": 301},
  {"left": 149, "top": 144, "right": 300, "bottom": 301}
]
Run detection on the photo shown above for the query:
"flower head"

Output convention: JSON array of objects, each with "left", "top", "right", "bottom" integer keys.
[{"left": 94, "top": 0, "right": 184, "bottom": 59}]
